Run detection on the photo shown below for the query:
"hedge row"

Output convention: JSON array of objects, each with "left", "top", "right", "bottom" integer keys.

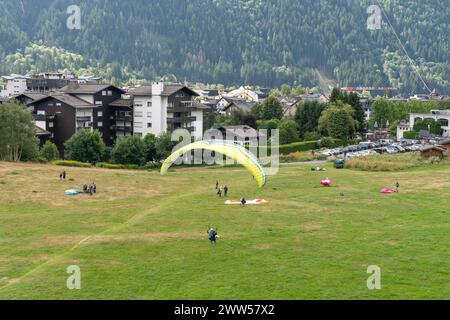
[
  {"left": 53, "top": 160, "right": 92, "bottom": 168},
  {"left": 96, "top": 162, "right": 140, "bottom": 170}
]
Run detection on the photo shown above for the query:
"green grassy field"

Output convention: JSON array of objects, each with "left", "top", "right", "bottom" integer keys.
[{"left": 0, "top": 161, "right": 449, "bottom": 299}]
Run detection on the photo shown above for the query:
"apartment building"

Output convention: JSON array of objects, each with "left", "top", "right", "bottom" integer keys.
[
  {"left": 29, "top": 83, "right": 131, "bottom": 155},
  {"left": 128, "top": 82, "right": 206, "bottom": 139}
]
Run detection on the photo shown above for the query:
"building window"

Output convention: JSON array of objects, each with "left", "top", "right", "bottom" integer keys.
[
  {"left": 134, "top": 111, "right": 143, "bottom": 117},
  {"left": 134, "top": 132, "right": 143, "bottom": 137},
  {"left": 102, "top": 91, "right": 107, "bottom": 96},
  {"left": 147, "top": 101, "right": 152, "bottom": 107},
  {"left": 134, "top": 122, "right": 143, "bottom": 128},
  {"left": 107, "top": 90, "right": 113, "bottom": 96},
  {"left": 56, "top": 103, "right": 61, "bottom": 107},
  {"left": 37, "top": 110, "right": 45, "bottom": 116},
  {"left": 98, "top": 111, "right": 103, "bottom": 117},
  {"left": 135, "top": 103, "right": 143, "bottom": 108},
  {"left": 95, "top": 101, "right": 103, "bottom": 106},
  {"left": 48, "top": 122, "right": 54, "bottom": 128},
  {"left": 147, "top": 123, "right": 152, "bottom": 128},
  {"left": 97, "top": 122, "right": 103, "bottom": 127}
]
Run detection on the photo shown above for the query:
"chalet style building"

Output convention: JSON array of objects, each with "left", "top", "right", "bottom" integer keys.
[
  {"left": 3, "top": 78, "right": 210, "bottom": 158},
  {"left": 28, "top": 84, "right": 131, "bottom": 155},
  {"left": 128, "top": 82, "right": 206, "bottom": 139}
]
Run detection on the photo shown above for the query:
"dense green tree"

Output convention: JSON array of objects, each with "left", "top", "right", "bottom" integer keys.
[
  {"left": 278, "top": 119, "right": 300, "bottom": 144},
  {"left": 0, "top": 101, "right": 39, "bottom": 162},
  {"left": 111, "top": 136, "right": 147, "bottom": 165},
  {"left": 329, "top": 88, "right": 365, "bottom": 134},
  {"left": 294, "top": 101, "right": 327, "bottom": 138},
  {"left": 318, "top": 102, "right": 356, "bottom": 141},
  {"left": 64, "top": 130, "right": 105, "bottom": 163},
  {"left": 155, "top": 133, "right": 177, "bottom": 161},
  {"left": 39, "top": 141, "right": 59, "bottom": 162},
  {"left": 143, "top": 133, "right": 158, "bottom": 162},
  {"left": 255, "top": 95, "right": 283, "bottom": 120}
]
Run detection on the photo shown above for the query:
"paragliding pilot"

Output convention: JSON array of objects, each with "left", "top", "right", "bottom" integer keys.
[{"left": 207, "top": 227, "right": 218, "bottom": 245}]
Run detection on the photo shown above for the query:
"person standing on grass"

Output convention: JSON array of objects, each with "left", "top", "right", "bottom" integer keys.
[
  {"left": 217, "top": 186, "right": 222, "bottom": 197},
  {"left": 215, "top": 181, "right": 219, "bottom": 190},
  {"left": 224, "top": 185, "right": 228, "bottom": 197},
  {"left": 207, "top": 227, "right": 218, "bottom": 245},
  {"left": 59, "top": 173, "right": 63, "bottom": 180},
  {"left": 396, "top": 181, "right": 400, "bottom": 193},
  {"left": 240, "top": 197, "right": 246, "bottom": 207},
  {"left": 63, "top": 171, "right": 66, "bottom": 180}
]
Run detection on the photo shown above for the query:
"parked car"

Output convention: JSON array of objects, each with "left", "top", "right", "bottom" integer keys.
[{"left": 334, "top": 159, "right": 345, "bottom": 169}]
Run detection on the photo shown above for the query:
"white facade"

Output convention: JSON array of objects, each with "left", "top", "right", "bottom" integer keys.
[
  {"left": 133, "top": 83, "right": 169, "bottom": 137},
  {"left": 396, "top": 122, "right": 411, "bottom": 140},
  {"left": 191, "top": 109, "right": 204, "bottom": 140},
  {"left": 0, "top": 75, "right": 29, "bottom": 97},
  {"left": 132, "top": 82, "right": 204, "bottom": 139}
]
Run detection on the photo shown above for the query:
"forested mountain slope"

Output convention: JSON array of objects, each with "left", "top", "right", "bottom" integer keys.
[{"left": 0, "top": 0, "right": 448, "bottom": 94}]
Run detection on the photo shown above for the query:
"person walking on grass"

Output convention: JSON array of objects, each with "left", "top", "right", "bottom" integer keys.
[
  {"left": 396, "top": 181, "right": 400, "bottom": 193},
  {"left": 215, "top": 181, "right": 219, "bottom": 190},
  {"left": 62, "top": 171, "right": 66, "bottom": 180},
  {"left": 224, "top": 185, "right": 228, "bottom": 197},
  {"left": 217, "top": 186, "right": 222, "bottom": 197}
]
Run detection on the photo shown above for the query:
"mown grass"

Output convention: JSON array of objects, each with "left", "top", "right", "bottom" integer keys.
[
  {"left": 345, "top": 152, "right": 448, "bottom": 171},
  {"left": 0, "top": 161, "right": 449, "bottom": 299}
]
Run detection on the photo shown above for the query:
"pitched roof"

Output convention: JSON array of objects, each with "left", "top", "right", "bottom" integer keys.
[
  {"left": 128, "top": 84, "right": 198, "bottom": 97},
  {"left": 14, "top": 92, "right": 48, "bottom": 101},
  {"left": 420, "top": 145, "right": 446, "bottom": 152},
  {"left": 221, "top": 98, "right": 254, "bottom": 111},
  {"left": 217, "top": 125, "right": 265, "bottom": 138},
  {"left": 109, "top": 98, "right": 133, "bottom": 107},
  {"left": 61, "top": 83, "right": 125, "bottom": 94},
  {"left": 31, "top": 93, "right": 94, "bottom": 108}
]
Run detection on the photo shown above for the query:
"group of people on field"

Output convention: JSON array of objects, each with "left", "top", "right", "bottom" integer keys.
[
  {"left": 215, "top": 181, "right": 228, "bottom": 197},
  {"left": 215, "top": 180, "right": 246, "bottom": 206},
  {"left": 83, "top": 182, "right": 97, "bottom": 196},
  {"left": 59, "top": 171, "right": 97, "bottom": 196}
]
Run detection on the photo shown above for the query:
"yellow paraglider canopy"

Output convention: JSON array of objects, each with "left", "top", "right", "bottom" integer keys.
[{"left": 160, "top": 141, "right": 267, "bottom": 187}]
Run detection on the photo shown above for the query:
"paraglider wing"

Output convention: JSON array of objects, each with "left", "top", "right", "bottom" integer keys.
[{"left": 160, "top": 141, "right": 266, "bottom": 187}]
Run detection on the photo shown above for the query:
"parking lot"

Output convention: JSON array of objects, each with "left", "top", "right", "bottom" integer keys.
[{"left": 315, "top": 139, "right": 423, "bottom": 159}]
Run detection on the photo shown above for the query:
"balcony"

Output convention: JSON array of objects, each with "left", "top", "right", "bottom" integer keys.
[
  {"left": 114, "top": 115, "right": 133, "bottom": 122},
  {"left": 111, "top": 125, "right": 133, "bottom": 132},
  {"left": 167, "top": 101, "right": 193, "bottom": 113},
  {"left": 167, "top": 116, "right": 196, "bottom": 124},
  {"left": 76, "top": 116, "right": 92, "bottom": 122}
]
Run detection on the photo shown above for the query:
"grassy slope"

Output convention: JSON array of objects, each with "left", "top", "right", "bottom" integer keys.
[{"left": 0, "top": 162, "right": 449, "bottom": 299}]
